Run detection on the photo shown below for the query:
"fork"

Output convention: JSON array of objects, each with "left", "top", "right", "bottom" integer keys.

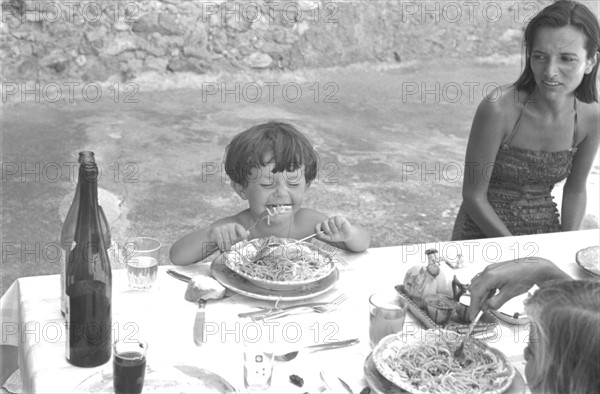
[
  {"left": 313, "top": 294, "right": 347, "bottom": 313},
  {"left": 259, "top": 230, "right": 326, "bottom": 260},
  {"left": 264, "top": 294, "right": 347, "bottom": 320},
  {"left": 203, "top": 210, "right": 273, "bottom": 256},
  {"left": 454, "top": 288, "right": 495, "bottom": 359},
  {"left": 291, "top": 231, "right": 325, "bottom": 245}
]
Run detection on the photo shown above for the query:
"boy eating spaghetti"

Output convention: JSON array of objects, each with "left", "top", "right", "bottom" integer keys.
[{"left": 170, "top": 121, "right": 370, "bottom": 266}]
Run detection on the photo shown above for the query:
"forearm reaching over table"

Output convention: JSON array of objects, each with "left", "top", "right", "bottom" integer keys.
[{"left": 467, "top": 258, "right": 572, "bottom": 321}]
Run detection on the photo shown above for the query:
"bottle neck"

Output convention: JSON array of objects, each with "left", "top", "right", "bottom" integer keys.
[{"left": 73, "top": 164, "right": 104, "bottom": 250}]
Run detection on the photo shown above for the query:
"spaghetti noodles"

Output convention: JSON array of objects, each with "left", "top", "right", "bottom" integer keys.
[
  {"left": 375, "top": 333, "right": 513, "bottom": 394},
  {"left": 224, "top": 237, "right": 333, "bottom": 283}
]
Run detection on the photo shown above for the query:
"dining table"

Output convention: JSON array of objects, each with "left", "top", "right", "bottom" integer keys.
[{"left": 1, "top": 229, "right": 598, "bottom": 393}]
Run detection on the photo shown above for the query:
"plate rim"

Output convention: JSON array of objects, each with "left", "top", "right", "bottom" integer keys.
[
  {"left": 576, "top": 245, "right": 600, "bottom": 278},
  {"left": 489, "top": 309, "right": 529, "bottom": 326},
  {"left": 371, "top": 329, "right": 516, "bottom": 394},
  {"left": 72, "top": 363, "right": 237, "bottom": 393},
  {"left": 211, "top": 256, "right": 340, "bottom": 301}
]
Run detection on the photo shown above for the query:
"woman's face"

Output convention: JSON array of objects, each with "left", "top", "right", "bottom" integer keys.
[{"left": 530, "top": 25, "right": 597, "bottom": 101}]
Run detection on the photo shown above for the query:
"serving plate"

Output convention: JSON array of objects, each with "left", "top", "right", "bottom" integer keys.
[
  {"left": 220, "top": 238, "right": 338, "bottom": 291},
  {"left": 576, "top": 245, "right": 600, "bottom": 278},
  {"left": 73, "top": 364, "right": 236, "bottom": 393},
  {"left": 371, "top": 330, "right": 516, "bottom": 394},
  {"left": 364, "top": 352, "right": 526, "bottom": 394},
  {"left": 211, "top": 256, "right": 339, "bottom": 301},
  {"left": 396, "top": 285, "right": 498, "bottom": 334}
]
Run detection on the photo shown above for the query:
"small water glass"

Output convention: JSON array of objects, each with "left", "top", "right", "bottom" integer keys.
[{"left": 123, "top": 237, "right": 161, "bottom": 290}]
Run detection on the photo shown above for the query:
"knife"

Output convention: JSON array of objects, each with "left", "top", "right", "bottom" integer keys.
[
  {"left": 193, "top": 298, "right": 207, "bottom": 346},
  {"left": 165, "top": 270, "right": 210, "bottom": 346},
  {"left": 166, "top": 269, "right": 192, "bottom": 283}
]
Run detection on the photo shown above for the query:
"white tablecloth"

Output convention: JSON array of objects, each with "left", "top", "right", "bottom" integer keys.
[{"left": 2, "top": 229, "right": 598, "bottom": 393}]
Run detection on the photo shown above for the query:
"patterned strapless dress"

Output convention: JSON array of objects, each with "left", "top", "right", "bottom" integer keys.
[{"left": 452, "top": 99, "right": 578, "bottom": 240}]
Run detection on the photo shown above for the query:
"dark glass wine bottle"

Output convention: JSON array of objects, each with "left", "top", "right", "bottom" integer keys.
[
  {"left": 65, "top": 160, "right": 112, "bottom": 367},
  {"left": 61, "top": 151, "right": 111, "bottom": 316}
]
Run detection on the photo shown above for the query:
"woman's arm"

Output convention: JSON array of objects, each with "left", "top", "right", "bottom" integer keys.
[
  {"left": 468, "top": 257, "right": 571, "bottom": 320},
  {"left": 561, "top": 105, "right": 600, "bottom": 231},
  {"left": 461, "top": 91, "right": 513, "bottom": 237}
]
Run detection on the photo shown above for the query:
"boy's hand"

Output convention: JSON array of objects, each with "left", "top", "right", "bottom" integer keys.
[
  {"left": 208, "top": 223, "right": 249, "bottom": 252},
  {"left": 315, "top": 216, "right": 354, "bottom": 243}
]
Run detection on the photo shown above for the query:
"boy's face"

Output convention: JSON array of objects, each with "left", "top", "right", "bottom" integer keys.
[{"left": 234, "top": 160, "right": 308, "bottom": 223}]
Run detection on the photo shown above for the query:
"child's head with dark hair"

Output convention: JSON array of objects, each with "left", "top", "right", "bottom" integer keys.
[
  {"left": 224, "top": 122, "right": 319, "bottom": 187},
  {"left": 513, "top": 0, "right": 600, "bottom": 103}
]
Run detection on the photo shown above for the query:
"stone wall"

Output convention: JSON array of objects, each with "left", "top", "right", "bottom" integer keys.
[{"left": 1, "top": 0, "right": 550, "bottom": 83}]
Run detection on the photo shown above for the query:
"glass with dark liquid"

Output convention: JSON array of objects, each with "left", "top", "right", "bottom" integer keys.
[{"left": 113, "top": 339, "right": 147, "bottom": 394}]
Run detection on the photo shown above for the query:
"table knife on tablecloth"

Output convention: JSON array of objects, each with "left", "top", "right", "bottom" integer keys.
[
  {"left": 166, "top": 270, "right": 214, "bottom": 346},
  {"left": 193, "top": 298, "right": 207, "bottom": 346}
]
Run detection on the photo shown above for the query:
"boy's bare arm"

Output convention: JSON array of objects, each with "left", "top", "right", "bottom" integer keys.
[
  {"left": 304, "top": 210, "right": 370, "bottom": 253},
  {"left": 341, "top": 223, "right": 370, "bottom": 252},
  {"left": 169, "top": 227, "right": 215, "bottom": 266},
  {"left": 169, "top": 216, "right": 247, "bottom": 266}
]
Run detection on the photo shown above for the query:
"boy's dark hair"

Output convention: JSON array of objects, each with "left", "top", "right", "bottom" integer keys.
[
  {"left": 224, "top": 122, "right": 319, "bottom": 187},
  {"left": 513, "top": 0, "right": 600, "bottom": 103}
]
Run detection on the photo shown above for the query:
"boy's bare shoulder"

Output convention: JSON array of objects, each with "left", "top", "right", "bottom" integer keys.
[
  {"left": 211, "top": 210, "right": 252, "bottom": 228},
  {"left": 296, "top": 207, "right": 328, "bottom": 222}
]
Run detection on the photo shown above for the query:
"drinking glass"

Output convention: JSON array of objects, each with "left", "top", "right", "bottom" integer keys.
[
  {"left": 369, "top": 291, "right": 407, "bottom": 347},
  {"left": 123, "top": 237, "right": 161, "bottom": 290},
  {"left": 113, "top": 339, "right": 147, "bottom": 394},
  {"left": 243, "top": 337, "right": 274, "bottom": 391}
]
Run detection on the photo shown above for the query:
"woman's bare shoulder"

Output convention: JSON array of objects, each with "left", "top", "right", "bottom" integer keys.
[
  {"left": 471, "top": 85, "right": 523, "bottom": 140},
  {"left": 576, "top": 100, "right": 600, "bottom": 135},
  {"left": 473, "top": 85, "right": 522, "bottom": 123}
]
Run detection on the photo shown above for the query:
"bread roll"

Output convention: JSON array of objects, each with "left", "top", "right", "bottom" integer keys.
[{"left": 184, "top": 275, "right": 226, "bottom": 302}]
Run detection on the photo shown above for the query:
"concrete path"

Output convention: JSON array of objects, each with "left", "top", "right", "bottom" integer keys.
[{"left": 2, "top": 58, "right": 599, "bottom": 297}]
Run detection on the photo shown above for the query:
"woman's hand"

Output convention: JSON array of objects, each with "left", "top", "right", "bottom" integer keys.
[{"left": 467, "top": 258, "right": 570, "bottom": 321}]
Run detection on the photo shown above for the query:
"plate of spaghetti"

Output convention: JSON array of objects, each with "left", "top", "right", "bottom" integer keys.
[
  {"left": 372, "top": 330, "right": 515, "bottom": 394},
  {"left": 576, "top": 245, "right": 600, "bottom": 277},
  {"left": 218, "top": 237, "right": 337, "bottom": 291}
]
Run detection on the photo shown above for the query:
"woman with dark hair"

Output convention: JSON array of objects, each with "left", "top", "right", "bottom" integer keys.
[{"left": 452, "top": 0, "right": 600, "bottom": 240}]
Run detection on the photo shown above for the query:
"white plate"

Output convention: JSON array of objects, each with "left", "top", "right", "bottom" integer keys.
[
  {"left": 220, "top": 238, "right": 337, "bottom": 291},
  {"left": 211, "top": 256, "right": 340, "bottom": 301},
  {"left": 576, "top": 245, "right": 600, "bottom": 277},
  {"left": 372, "top": 330, "right": 515, "bottom": 394},
  {"left": 73, "top": 363, "right": 236, "bottom": 393},
  {"left": 489, "top": 291, "right": 531, "bottom": 325},
  {"left": 364, "top": 352, "right": 526, "bottom": 394}
]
